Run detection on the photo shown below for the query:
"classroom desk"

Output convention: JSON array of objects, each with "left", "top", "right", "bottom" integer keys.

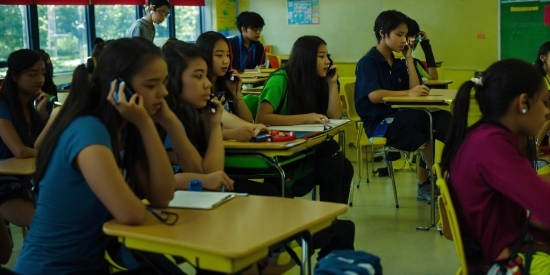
[
  {"left": 425, "top": 79, "right": 453, "bottom": 89},
  {"left": 240, "top": 72, "right": 271, "bottom": 78},
  {"left": 260, "top": 68, "right": 277, "bottom": 74},
  {"left": 383, "top": 89, "right": 457, "bottom": 231},
  {"left": 241, "top": 77, "right": 268, "bottom": 85},
  {"left": 103, "top": 195, "right": 348, "bottom": 274},
  {"left": 241, "top": 86, "right": 263, "bottom": 95},
  {"left": 224, "top": 121, "right": 349, "bottom": 198},
  {"left": 0, "top": 157, "right": 36, "bottom": 176}
]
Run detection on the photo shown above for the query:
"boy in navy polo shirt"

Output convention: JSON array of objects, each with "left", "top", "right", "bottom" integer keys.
[
  {"left": 228, "top": 11, "right": 266, "bottom": 72},
  {"left": 354, "top": 10, "right": 451, "bottom": 201}
]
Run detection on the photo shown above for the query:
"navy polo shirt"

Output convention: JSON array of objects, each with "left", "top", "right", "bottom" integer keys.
[{"left": 354, "top": 46, "right": 417, "bottom": 136}]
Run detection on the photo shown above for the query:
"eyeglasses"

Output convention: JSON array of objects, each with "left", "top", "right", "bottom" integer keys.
[
  {"left": 155, "top": 10, "right": 170, "bottom": 18},
  {"left": 250, "top": 28, "right": 263, "bottom": 33},
  {"left": 147, "top": 206, "right": 178, "bottom": 225}
]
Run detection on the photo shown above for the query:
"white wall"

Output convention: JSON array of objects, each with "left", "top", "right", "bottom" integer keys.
[{"left": 249, "top": 0, "right": 383, "bottom": 62}]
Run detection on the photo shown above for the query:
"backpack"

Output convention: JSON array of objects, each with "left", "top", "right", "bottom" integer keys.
[{"left": 314, "top": 250, "right": 382, "bottom": 275}]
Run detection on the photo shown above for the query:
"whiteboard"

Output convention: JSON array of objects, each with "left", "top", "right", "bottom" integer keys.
[{"left": 250, "top": 0, "right": 382, "bottom": 63}]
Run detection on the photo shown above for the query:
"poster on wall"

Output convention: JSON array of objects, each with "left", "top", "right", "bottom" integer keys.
[
  {"left": 501, "top": 0, "right": 540, "bottom": 3},
  {"left": 287, "top": 0, "right": 319, "bottom": 25},
  {"left": 216, "top": 0, "right": 237, "bottom": 35}
]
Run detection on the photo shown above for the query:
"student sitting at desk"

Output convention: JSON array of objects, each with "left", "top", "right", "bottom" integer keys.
[
  {"left": 404, "top": 17, "right": 438, "bottom": 80},
  {"left": 0, "top": 49, "right": 51, "bottom": 230},
  {"left": 196, "top": 32, "right": 268, "bottom": 141},
  {"left": 228, "top": 11, "right": 266, "bottom": 72},
  {"left": 355, "top": 10, "right": 451, "bottom": 201},
  {"left": 14, "top": 37, "right": 178, "bottom": 274},
  {"left": 256, "top": 35, "right": 353, "bottom": 205},
  {"left": 162, "top": 40, "right": 279, "bottom": 196},
  {"left": 441, "top": 59, "right": 550, "bottom": 273}
]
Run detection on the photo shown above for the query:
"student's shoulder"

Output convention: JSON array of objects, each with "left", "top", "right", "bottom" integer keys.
[
  {"left": 66, "top": 116, "right": 109, "bottom": 136},
  {"left": 358, "top": 47, "right": 381, "bottom": 64}
]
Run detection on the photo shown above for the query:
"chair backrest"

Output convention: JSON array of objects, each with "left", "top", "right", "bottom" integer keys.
[
  {"left": 243, "top": 94, "right": 260, "bottom": 118},
  {"left": 338, "top": 77, "right": 356, "bottom": 92},
  {"left": 433, "top": 164, "right": 468, "bottom": 275},
  {"left": 266, "top": 53, "right": 281, "bottom": 69},
  {"left": 343, "top": 82, "right": 360, "bottom": 123}
]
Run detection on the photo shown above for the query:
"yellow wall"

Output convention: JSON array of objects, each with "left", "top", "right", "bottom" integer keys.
[{"left": 241, "top": 0, "right": 500, "bottom": 87}]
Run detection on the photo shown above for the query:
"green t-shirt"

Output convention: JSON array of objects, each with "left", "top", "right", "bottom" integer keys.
[{"left": 260, "top": 70, "right": 290, "bottom": 115}]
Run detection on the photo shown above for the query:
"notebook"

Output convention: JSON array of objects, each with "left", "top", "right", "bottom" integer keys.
[
  {"left": 169, "top": 191, "right": 236, "bottom": 210},
  {"left": 269, "top": 119, "right": 350, "bottom": 132}
]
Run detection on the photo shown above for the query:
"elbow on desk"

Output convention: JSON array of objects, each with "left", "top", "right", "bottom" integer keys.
[{"left": 116, "top": 210, "right": 147, "bottom": 226}]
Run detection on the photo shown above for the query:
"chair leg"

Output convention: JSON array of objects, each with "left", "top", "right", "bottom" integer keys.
[
  {"left": 385, "top": 150, "right": 399, "bottom": 208},
  {"left": 356, "top": 141, "right": 362, "bottom": 188},
  {"left": 365, "top": 145, "right": 369, "bottom": 184}
]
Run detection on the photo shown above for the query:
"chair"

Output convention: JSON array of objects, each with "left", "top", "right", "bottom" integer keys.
[
  {"left": 266, "top": 53, "right": 281, "bottom": 69},
  {"left": 433, "top": 164, "right": 468, "bottom": 275},
  {"left": 343, "top": 82, "right": 397, "bottom": 207}
]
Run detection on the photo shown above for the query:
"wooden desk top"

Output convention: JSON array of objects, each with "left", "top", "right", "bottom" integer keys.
[
  {"left": 279, "top": 55, "right": 290, "bottom": 61},
  {"left": 260, "top": 68, "right": 277, "bottom": 74},
  {"left": 0, "top": 157, "right": 36, "bottom": 176},
  {"left": 383, "top": 89, "right": 457, "bottom": 104},
  {"left": 425, "top": 79, "right": 453, "bottom": 86},
  {"left": 241, "top": 78, "right": 268, "bottom": 84},
  {"left": 224, "top": 139, "right": 307, "bottom": 150},
  {"left": 240, "top": 72, "right": 271, "bottom": 78},
  {"left": 103, "top": 196, "right": 347, "bottom": 258}
]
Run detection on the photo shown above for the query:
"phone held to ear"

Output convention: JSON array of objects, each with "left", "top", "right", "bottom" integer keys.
[
  {"left": 225, "top": 70, "right": 235, "bottom": 82},
  {"left": 327, "top": 54, "right": 336, "bottom": 77},
  {"left": 207, "top": 91, "right": 225, "bottom": 113},
  {"left": 114, "top": 78, "right": 135, "bottom": 104}
]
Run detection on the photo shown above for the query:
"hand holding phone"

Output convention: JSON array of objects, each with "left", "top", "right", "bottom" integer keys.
[
  {"left": 327, "top": 55, "right": 336, "bottom": 77},
  {"left": 207, "top": 92, "right": 225, "bottom": 113},
  {"left": 114, "top": 78, "right": 135, "bottom": 104}
]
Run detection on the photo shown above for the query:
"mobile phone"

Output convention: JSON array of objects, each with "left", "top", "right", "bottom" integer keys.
[
  {"left": 416, "top": 33, "right": 424, "bottom": 44},
  {"left": 114, "top": 78, "right": 135, "bottom": 104},
  {"left": 327, "top": 55, "right": 336, "bottom": 77},
  {"left": 206, "top": 92, "right": 225, "bottom": 113},
  {"left": 225, "top": 70, "right": 235, "bottom": 82}
]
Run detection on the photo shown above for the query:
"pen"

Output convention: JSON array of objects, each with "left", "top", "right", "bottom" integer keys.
[{"left": 221, "top": 186, "right": 226, "bottom": 192}]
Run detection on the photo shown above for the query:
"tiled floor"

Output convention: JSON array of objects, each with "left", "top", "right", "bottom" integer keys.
[{"left": 3, "top": 144, "right": 459, "bottom": 274}]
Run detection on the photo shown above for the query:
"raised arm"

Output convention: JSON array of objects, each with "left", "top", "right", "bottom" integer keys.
[
  {"left": 419, "top": 31, "right": 439, "bottom": 80},
  {"left": 35, "top": 106, "right": 61, "bottom": 149}
]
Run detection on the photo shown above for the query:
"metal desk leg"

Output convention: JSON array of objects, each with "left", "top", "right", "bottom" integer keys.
[
  {"left": 416, "top": 110, "right": 436, "bottom": 231},
  {"left": 264, "top": 156, "right": 286, "bottom": 197},
  {"left": 300, "top": 236, "right": 311, "bottom": 275}
]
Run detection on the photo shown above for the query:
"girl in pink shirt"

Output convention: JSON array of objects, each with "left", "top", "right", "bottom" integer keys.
[{"left": 440, "top": 59, "right": 550, "bottom": 273}]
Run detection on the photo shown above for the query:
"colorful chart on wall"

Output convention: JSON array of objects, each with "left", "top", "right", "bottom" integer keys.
[
  {"left": 287, "top": 0, "right": 319, "bottom": 25},
  {"left": 216, "top": 0, "right": 237, "bottom": 35}
]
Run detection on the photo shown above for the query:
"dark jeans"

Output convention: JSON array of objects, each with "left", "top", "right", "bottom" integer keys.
[
  {"left": 384, "top": 110, "right": 452, "bottom": 171},
  {"left": 313, "top": 219, "right": 356, "bottom": 260},
  {"left": 266, "top": 151, "right": 353, "bottom": 204}
]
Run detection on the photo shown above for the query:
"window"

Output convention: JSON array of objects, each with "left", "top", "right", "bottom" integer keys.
[
  {"left": 175, "top": 6, "right": 201, "bottom": 42},
  {"left": 0, "top": 5, "right": 30, "bottom": 78},
  {"left": 94, "top": 5, "right": 136, "bottom": 41},
  {"left": 38, "top": 5, "right": 89, "bottom": 74},
  {"left": 153, "top": 18, "right": 169, "bottom": 47}
]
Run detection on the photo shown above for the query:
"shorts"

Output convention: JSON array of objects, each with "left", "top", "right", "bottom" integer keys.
[{"left": 0, "top": 177, "right": 33, "bottom": 206}]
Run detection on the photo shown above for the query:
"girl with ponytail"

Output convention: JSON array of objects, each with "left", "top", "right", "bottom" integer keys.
[{"left": 440, "top": 59, "right": 550, "bottom": 272}]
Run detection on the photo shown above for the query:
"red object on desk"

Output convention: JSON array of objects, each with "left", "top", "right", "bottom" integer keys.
[{"left": 270, "top": 131, "right": 295, "bottom": 142}]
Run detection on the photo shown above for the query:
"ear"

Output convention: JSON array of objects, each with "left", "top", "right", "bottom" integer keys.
[
  {"left": 379, "top": 30, "right": 385, "bottom": 38},
  {"left": 240, "top": 26, "right": 246, "bottom": 33},
  {"left": 518, "top": 93, "right": 530, "bottom": 113}
]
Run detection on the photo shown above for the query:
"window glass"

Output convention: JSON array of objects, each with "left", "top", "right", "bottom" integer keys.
[
  {"left": 153, "top": 17, "right": 169, "bottom": 47},
  {"left": 38, "top": 5, "right": 89, "bottom": 74},
  {"left": 94, "top": 5, "right": 136, "bottom": 41},
  {"left": 0, "top": 5, "right": 29, "bottom": 78},
  {"left": 175, "top": 6, "right": 201, "bottom": 42}
]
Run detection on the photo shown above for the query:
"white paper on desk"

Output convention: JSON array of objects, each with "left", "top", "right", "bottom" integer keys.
[
  {"left": 269, "top": 119, "right": 350, "bottom": 132},
  {"left": 169, "top": 191, "right": 236, "bottom": 210}
]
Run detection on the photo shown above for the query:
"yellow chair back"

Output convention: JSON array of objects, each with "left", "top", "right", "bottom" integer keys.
[
  {"left": 343, "top": 82, "right": 360, "bottom": 123},
  {"left": 433, "top": 164, "right": 468, "bottom": 275}
]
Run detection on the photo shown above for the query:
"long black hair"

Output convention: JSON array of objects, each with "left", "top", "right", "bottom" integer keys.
[
  {"left": 535, "top": 41, "right": 550, "bottom": 77},
  {"left": 0, "top": 49, "right": 45, "bottom": 152},
  {"left": 35, "top": 37, "right": 164, "bottom": 185},
  {"left": 35, "top": 49, "right": 57, "bottom": 98},
  {"left": 441, "top": 59, "right": 544, "bottom": 172},
  {"left": 195, "top": 31, "right": 235, "bottom": 104},
  {"left": 161, "top": 40, "right": 210, "bottom": 154},
  {"left": 281, "top": 35, "right": 328, "bottom": 115}
]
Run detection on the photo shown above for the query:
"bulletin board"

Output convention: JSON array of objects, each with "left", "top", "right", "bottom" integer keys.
[
  {"left": 216, "top": 0, "right": 237, "bottom": 33},
  {"left": 500, "top": 0, "right": 550, "bottom": 61},
  {"left": 287, "top": 0, "right": 319, "bottom": 25}
]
